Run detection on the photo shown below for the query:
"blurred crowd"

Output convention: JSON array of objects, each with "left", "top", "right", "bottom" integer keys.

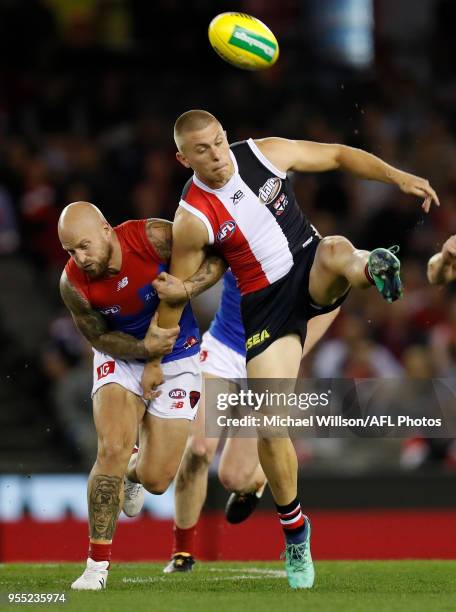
[{"left": 1, "top": 0, "right": 456, "bottom": 472}]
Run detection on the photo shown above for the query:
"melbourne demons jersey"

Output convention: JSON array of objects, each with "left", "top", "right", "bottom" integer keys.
[
  {"left": 209, "top": 269, "right": 245, "bottom": 356},
  {"left": 179, "top": 139, "right": 318, "bottom": 295},
  {"left": 65, "top": 219, "right": 200, "bottom": 363}
]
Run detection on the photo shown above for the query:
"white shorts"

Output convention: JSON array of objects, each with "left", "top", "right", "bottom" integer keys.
[
  {"left": 199, "top": 331, "right": 246, "bottom": 380},
  {"left": 92, "top": 349, "right": 201, "bottom": 421}
]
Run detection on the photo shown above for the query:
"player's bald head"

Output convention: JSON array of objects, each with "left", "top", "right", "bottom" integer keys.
[
  {"left": 174, "top": 110, "right": 221, "bottom": 152},
  {"left": 58, "top": 201, "right": 107, "bottom": 240},
  {"left": 58, "top": 202, "right": 114, "bottom": 278}
]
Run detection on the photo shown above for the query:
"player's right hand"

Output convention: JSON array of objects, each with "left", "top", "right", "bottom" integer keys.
[
  {"left": 144, "top": 312, "right": 180, "bottom": 357},
  {"left": 442, "top": 235, "right": 456, "bottom": 263},
  {"left": 141, "top": 360, "right": 164, "bottom": 400},
  {"left": 152, "top": 272, "right": 190, "bottom": 305}
]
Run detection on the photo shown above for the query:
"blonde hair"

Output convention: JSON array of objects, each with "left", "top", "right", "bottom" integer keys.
[{"left": 174, "top": 110, "right": 220, "bottom": 149}]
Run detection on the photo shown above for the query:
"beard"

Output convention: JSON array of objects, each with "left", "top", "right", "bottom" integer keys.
[{"left": 84, "top": 242, "right": 113, "bottom": 279}]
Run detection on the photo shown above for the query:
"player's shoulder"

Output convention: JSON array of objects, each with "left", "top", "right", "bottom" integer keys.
[
  {"left": 64, "top": 257, "right": 85, "bottom": 288},
  {"left": 60, "top": 261, "right": 90, "bottom": 307},
  {"left": 115, "top": 218, "right": 149, "bottom": 253},
  {"left": 115, "top": 219, "right": 146, "bottom": 239}
]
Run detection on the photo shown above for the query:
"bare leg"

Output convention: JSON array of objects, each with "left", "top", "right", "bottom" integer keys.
[
  {"left": 173, "top": 399, "right": 219, "bottom": 528},
  {"left": 128, "top": 412, "right": 191, "bottom": 495},
  {"left": 218, "top": 437, "right": 265, "bottom": 494},
  {"left": 247, "top": 335, "right": 303, "bottom": 506},
  {"left": 89, "top": 383, "right": 144, "bottom": 543},
  {"left": 309, "top": 235, "right": 370, "bottom": 307},
  {"left": 218, "top": 310, "right": 341, "bottom": 494}
]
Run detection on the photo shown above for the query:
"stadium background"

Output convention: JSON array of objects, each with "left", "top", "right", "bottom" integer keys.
[{"left": 0, "top": 0, "right": 455, "bottom": 562}]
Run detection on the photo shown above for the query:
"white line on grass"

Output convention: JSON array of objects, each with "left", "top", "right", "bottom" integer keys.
[{"left": 123, "top": 568, "right": 286, "bottom": 584}]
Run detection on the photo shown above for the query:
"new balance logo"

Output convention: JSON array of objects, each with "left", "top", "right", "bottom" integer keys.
[
  {"left": 117, "top": 276, "right": 128, "bottom": 291},
  {"left": 230, "top": 189, "right": 244, "bottom": 204}
]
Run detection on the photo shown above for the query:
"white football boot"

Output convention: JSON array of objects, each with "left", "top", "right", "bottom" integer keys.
[
  {"left": 123, "top": 476, "right": 145, "bottom": 517},
  {"left": 71, "top": 558, "right": 109, "bottom": 590}
]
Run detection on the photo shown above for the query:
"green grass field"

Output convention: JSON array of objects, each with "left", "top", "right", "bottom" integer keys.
[{"left": 1, "top": 561, "right": 455, "bottom": 612}]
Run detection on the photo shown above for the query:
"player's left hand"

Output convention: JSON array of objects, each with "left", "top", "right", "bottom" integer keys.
[
  {"left": 152, "top": 272, "right": 191, "bottom": 304},
  {"left": 141, "top": 360, "right": 164, "bottom": 401},
  {"left": 395, "top": 171, "right": 440, "bottom": 212}
]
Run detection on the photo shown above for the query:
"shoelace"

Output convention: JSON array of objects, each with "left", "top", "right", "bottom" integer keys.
[{"left": 125, "top": 482, "right": 142, "bottom": 499}]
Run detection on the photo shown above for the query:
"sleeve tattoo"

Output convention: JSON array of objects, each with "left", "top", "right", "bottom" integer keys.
[
  {"left": 59, "top": 271, "right": 149, "bottom": 359},
  {"left": 145, "top": 218, "right": 172, "bottom": 260},
  {"left": 186, "top": 252, "right": 228, "bottom": 298}
]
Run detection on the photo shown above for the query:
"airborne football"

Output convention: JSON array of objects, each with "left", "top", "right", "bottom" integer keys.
[{"left": 208, "top": 12, "right": 279, "bottom": 70}]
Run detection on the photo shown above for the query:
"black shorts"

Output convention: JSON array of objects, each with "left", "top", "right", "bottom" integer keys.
[{"left": 241, "top": 238, "right": 348, "bottom": 363}]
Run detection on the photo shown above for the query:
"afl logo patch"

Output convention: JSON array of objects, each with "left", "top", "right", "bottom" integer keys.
[
  {"left": 169, "top": 388, "right": 187, "bottom": 399},
  {"left": 259, "top": 177, "right": 282, "bottom": 204},
  {"left": 216, "top": 220, "right": 236, "bottom": 243},
  {"left": 100, "top": 305, "right": 121, "bottom": 316}
]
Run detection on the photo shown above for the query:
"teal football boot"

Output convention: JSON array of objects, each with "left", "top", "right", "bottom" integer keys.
[{"left": 367, "top": 245, "right": 403, "bottom": 303}]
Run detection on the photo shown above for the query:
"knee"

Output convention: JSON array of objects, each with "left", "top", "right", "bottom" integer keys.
[
  {"left": 218, "top": 466, "right": 252, "bottom": 492},
  {"left": 318, "top": 235, "right": 353, "bottom": 267},
  {"left": 140, "top": 474, "right": 173, "bottom": 495},
  {"left": 189, "top": 437, "right": 217, "bottom": 465},
  {"left": 96, "top": 439, "right": 132, "bottom": 468}
]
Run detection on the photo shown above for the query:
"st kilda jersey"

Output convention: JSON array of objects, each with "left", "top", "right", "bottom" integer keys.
[
  {"left": 65, "top": 220, "right": 200, "bottom": 363},
  {"left": 179, "top": 138, "right": 318, "bottom": 295}
]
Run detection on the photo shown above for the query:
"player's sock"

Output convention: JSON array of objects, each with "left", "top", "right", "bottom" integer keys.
[
  {"left": 276, "top": 498, "right": 306, "bottom": 545},
  {"left": 173, "top": 524, "right": 196, "bottom": 556},
  {"left": 89, "top": 541, "right": 112, "bottom": 567},
  {"left": 364, "top": 263, "right": 375, "bottom": 285}
]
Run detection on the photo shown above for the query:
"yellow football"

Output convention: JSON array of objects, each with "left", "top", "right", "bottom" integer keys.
[{"left": 208, "top": 12, "right": 279, "bottom": 70}]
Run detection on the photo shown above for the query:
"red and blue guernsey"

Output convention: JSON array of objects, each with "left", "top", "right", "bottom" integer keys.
[{"left": 65, "top": 219, "right": 200, "bottom": 363}]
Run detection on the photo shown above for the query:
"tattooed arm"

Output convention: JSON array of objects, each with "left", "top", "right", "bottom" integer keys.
[
  {"left": 59, "top": 271, "right": 179, "bottom": 360},
  {"left": 145, "top": 218, "right": 172, "bottom": 260},
  {"left": 152, "top": 251, "right": 228, "bottom": 305}
]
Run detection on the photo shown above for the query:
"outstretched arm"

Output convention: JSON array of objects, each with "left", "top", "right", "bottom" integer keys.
[
  {"left": 427, "top": 236, "right": 456, "bottom": 285},
  {"left": 59, "top": 272, "right": 178, "bottom": 360},
  {"left": 255, "top": 137, "right": 439, "bottom": 213}
]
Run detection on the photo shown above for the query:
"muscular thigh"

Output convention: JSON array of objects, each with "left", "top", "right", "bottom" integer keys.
[
  {"left": 136, "top": 414, "right": 190, "bottom": 482},
  {"left": 93, "top": 383, "right": 145, "bottom": 446},
  {"left": 247, "top": 335, "right": 302, "bottom": 379}
]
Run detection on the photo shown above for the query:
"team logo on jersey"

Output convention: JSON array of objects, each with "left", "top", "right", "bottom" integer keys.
[
  {"left": 273, "top": 193, "right": 288, "bottom": 215},
  {"left": 184, "top": 336, "right": 199, "bottom": 350},
  {"left": 230, "top": 189, "right": 244, "bottom": 204},
  {"left": 117, "top": 276, "right": 128, "bottom": 291},
  {"left": 189, "top": 390, "right": 201, "bottom": 409},
  {"left": 216, "top": 220, "right": 237, "bottom": 243},
  {"left": 97, "top": 360, "right": 115, "bottom": 380},
  {"left": 259, "top": 177, "right": 282, "bottom": 204},
  {"left": 169, "top": 388, "right": 187, "bottom": 399},
  {"left": 100, "top": 305, "right": 121, "bottom": 316},
  {"left": 199, "top": 350, "right": 208, "bottom": 362}
]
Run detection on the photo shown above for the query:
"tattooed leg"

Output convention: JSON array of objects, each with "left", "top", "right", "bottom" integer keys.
[{"left": 88, "top": 474, "right": 122, "bottom": 542}]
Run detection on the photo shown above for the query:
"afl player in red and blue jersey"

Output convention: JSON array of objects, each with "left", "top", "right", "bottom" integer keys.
[
  {"left": 152, "top": 110, "right": 439, "bottom": 589},
  {"left": 58, "top": 202, "right": 225, "bottom": 590}
]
